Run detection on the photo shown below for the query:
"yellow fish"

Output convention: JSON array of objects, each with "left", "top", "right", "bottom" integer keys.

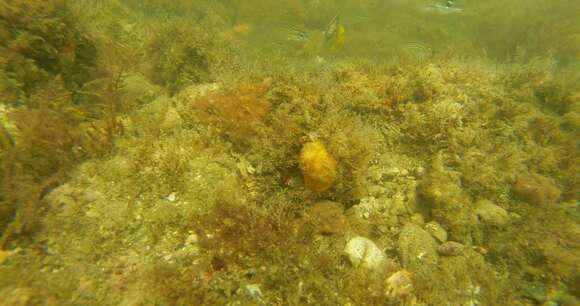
[{"left": 323, "top": 15, "right": 345, "bottom": 51}]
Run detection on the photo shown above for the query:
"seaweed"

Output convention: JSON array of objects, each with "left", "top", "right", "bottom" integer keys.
[
  {"left": 1, "top": 79, "right": 82, "bottom": 243},
  {"left": 192, "top": 78, "right": 272, "bottom": 149},
  {"left": 0, "top": 0, "right": 97, "bottom": 102},
  {"left": 1, "top": 1, "right": 579, "bottom": 305},
  {"left": 0, "top": 0, "right": 124, "bottom": 245},
  {"left": 144, "top": 21, "right": 233, "bottom": 94}
]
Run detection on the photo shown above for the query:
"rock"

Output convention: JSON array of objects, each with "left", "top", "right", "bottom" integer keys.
[
  {"left": 410, "top": 214, "right": 425, "bottom": 226},
  {"left": 44, "top": 184, "right": 77, "bottom": 209},
  {"left": 44, "top": 184, "right": 103, "bottom": 214},
  {"left": 413, "top": 166, "right": 425, "bottom": 177},
  {"left": 475, "top": 199, "right": 509, "bottom": 226},
  {"left": 424, "top": 221, "right": 448, "bottom": 243},
  {"left": 366, "top": 165, "right": 384, "bottom": 181},
  {"left": 513, "top": 174, "right": 561, "bottom": 205},
  {"left": 82, "top": 189, "right": 104, "bottom": 203},
  {"left": 384, "top": 167, "right": 402, "bottom": 178},
  {"left": 344, "top": 236, "right": 387, "bottom": 273},
  {"left": 353, "top": 196, "right": 380, "bottom": 219},
  {"left": 245, "top": 284, "right": 263, "bottom": 301},
  {"left": 161, "top": 106, "right": 183, "bottom": 130},
  {"left": 368, "top": 185, "right": 386, "bottom": 196},
  {"left": 398, "top": 223, "right": 438, "bottom": 267},
  {"left": 437, "top": 241, "right": 465, "bottom": 256},
  {"left": 176, "top": 83, "right": 219, "bottom": 103},
  {"left": 417, "top": 154, "right": 480, "bottom": 244},
  {"left": 385, "top": 270, "right": 414, "bottom": 299},
  {"left": 121, "top": 73, "right": 163, "bottom": 105},
  {"left": 521, "top": 280, "right": 548, "bottom": 304},
  {"left": 309, "top": 201, "right": 348, "bottom": 236},
  {"left": 0, "top": 249, "right": 17, "bottom": 265}
]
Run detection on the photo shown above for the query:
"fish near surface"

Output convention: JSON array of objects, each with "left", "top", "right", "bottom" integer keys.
[{"left": 323, "top": 14, "right": 345, "bottom": 52}]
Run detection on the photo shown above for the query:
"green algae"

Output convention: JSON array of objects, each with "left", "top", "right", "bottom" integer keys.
[{"left": 0, "top": 0, "right": 579, "bottom": 305}]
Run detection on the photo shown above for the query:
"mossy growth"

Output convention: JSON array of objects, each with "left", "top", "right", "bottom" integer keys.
[
  {"left": 0, "top": 0, "right": 97, "bottom": 103},
  {"left": 1, "top": 1, "right": 579, "bottom": 304},
  {"left": 145, "top": 20, "right": 234, "bottom": 94},
  {"left": 1, "top": 79, "right": 86, "bottom": 241},
  {"left": 0, "top": 0, "right": 124, "bottom": 245},
  {"left": 417, "top": 154, "right": 482, "bottom": 244},
  {"left": 191, "top": 78, "right": 272, "bottom": 149}
]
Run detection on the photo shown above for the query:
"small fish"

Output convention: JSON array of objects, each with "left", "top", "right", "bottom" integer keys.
[
  {"left": 421, "top": 0, "right": 464, "bottom": 15},
  {"left": 323, "top": 15, "right": 345, "bottom": 51},
  {"left": 444, "top": 0, "right": 457, "bottom": 8},
  {"left": 231, "top": 23, "right": 254, "bottom": 36},
  {"left": 286, "top": 27, "right": 309, "bottom": 42},
  {"left": 268, "top": 14, "right": 309, "bottom": 45},
  {"left": 396, "top": 41, "right": 434, "bottom": 63}
]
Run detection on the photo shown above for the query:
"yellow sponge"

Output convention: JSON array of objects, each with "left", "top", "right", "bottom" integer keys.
[{"left": 299, "top": 141, "right": 337, "bottom": 192}]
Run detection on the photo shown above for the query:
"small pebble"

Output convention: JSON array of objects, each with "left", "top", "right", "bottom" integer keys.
[
  {"left": 246, "top": 284, "right": 263, "bottom": 300},
  {"left": 414, "top": 166, "right": 425, "bottom": 177},
  {"left": 385, "top": 270, "right": 414, "bottom": 298},
  {"left": 167, "top": 192, "right": 177, "bottom": 202}
]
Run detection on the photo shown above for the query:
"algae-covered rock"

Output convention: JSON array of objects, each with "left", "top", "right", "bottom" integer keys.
[
  {"left": 425, "top": 221, "right": 448, "bottom": 243},
  {"left": 437, "top": 241, "right": 465, "bottom": 257},
  {"left": 309, "top": 200, "right": 348, "bottom": 236},
  {"left": 161, "top": 106, "right": 183, "bottom": 131},
  {"left": 514, "top": 174, "right": 561, "bottom": 205},
  {"left": 398, "top": 223, "right": 438, "bottom": 267},
  {"left": 475, "top": 199, "right": 509, "bottom": 226},
  {"left": 120, "top": 73, "right": 164, "bottom": 106},
  {"left": 429, "top": 248, "right": 496, "bottom": 304},
  {"left": 417, "top": 154, "right": 481, "bottom": 244},
  {"left": 385, "top": 270, "right": 414, "bottom": 299}
]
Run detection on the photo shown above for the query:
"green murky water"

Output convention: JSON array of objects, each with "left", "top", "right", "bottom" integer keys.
[{"left": 1, "top": 1, "right": 578, "bottom": 305}]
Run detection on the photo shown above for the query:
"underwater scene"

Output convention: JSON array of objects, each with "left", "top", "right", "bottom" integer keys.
[{"left": 0, "top": 0, "right": 579, "bottom": 305}]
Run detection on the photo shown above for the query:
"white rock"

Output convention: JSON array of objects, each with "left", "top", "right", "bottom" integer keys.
[
  {"left": 246, "top": 284, "right": 263, "bottom": 301},
  {"left": 185, "top": 233, "right": 198, "bottom": 245},
  {"left": 344, "top": 236, "right": 387, "bottom": 273},
  {"left": 167, "top": 192, "right": 177, "bottom": 202}
]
